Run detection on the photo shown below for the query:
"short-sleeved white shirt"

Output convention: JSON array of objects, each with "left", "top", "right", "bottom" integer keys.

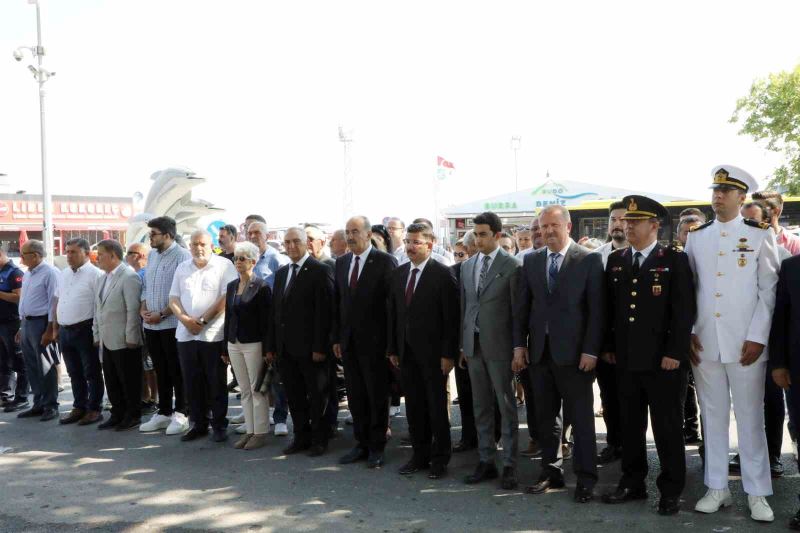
[
  {"left": 56, "top": 261, "right": 103, "bottom": 326},
  {"left": 169, "top": 255, "right": 238, "bottom": 342}
]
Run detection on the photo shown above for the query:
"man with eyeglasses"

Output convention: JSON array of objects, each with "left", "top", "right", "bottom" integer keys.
[
  {"left": 16, "top": 240, "right": 61, "bottom": 422},
  {"left": 138, "top": 216, "right": 192, "bottom": 436},
  {"left": 386, "top": 217, "right": 406, "bottom": 257},
  {"left": 127, "top": 242, "right": 157, "bottom": 414},
  {"left": 388, "top": 223, "right": 459, "bottom": 480}
]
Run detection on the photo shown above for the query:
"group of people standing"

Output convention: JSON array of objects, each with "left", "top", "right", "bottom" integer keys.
[{"left": 3, "top": 163, "right": 800, "bottom": 529}]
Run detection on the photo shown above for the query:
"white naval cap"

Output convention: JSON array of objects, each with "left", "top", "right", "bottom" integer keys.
[{"left": 710, "top": 164, "right": 758, "bottom": 192}]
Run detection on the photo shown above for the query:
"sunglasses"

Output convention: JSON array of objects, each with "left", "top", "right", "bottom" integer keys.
[{"left": 234, "top": 256, "right": 252, "bottom": 262}]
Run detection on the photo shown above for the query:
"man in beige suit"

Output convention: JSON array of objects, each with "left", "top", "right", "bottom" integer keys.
[{"left": 92, "top": 239, "right": 143, "bottom": 431}]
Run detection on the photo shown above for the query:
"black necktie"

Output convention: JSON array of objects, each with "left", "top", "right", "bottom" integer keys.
[
  {"left": 285, "top": 264, "right": 299, "bottom": 296},
  {"left": 632, "top": 251, "right": 642, "bottom": 275}
]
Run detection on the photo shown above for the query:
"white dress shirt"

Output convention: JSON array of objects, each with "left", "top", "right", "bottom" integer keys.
[
  {"left": 474, "top": 246, "right": 500, "bottom": 292},
  {"left": 630, "top": 239, "right": 658, "bottom": 266},
  {"left": 285, "top": 252, "right": 311, "bottom": 290},
  {"left": 347, "top": 245, "right": 372, "bottom": 283},
  {"left": 100, "top": 262, "right": 126, "bottom": 302},
  {"left": 169, "top": 255, "right": 238, "bottom": 343},
  {"left": 405, "top": 256, "right": 430, "bottom": 293},
  {"left": 56, "top": 261, "right": 103, "bottom": 326},
  {"left": 545, "top": 240, "right": 573, "bottom": 283},
  {"left": 593, "top": 240, "right": 625, "bottom": 269}
]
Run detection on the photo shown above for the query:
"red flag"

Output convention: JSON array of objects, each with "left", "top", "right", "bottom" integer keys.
[
  {"left": 437, "top": 156, "right": 455, "bottom": 169},
  {"left": 18, "top": 229, "right": 28, "bottom": 248}
]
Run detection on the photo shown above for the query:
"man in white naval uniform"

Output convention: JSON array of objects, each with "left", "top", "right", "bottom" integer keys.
[{"left": 686, "top": 164, "right": 780, "bottom": 522}]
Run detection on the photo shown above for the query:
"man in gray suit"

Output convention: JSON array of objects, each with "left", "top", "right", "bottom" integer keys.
[
  {"left": 513, "top": 204, "right": 605, "bottom": 503},
  {"left": 93, "top": 239, "right": 144, "bottom": 431},
  {"left": 460, "top": 212, "right": 521, "bottom": 490}
]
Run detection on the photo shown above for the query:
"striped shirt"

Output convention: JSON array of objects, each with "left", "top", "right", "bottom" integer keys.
[{"left": 141, "top": 242, "right": 191, "bottom": 330}]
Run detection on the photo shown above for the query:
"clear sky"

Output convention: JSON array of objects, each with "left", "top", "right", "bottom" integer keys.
[{"left": 2, "top": 0, "right": 799, "bottom": 230}]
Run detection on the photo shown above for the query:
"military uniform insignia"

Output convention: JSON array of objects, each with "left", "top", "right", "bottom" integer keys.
[
  {"left": 734, "top": 237, "right": 754, "bottom": 253},
  {"left": 652, "top": 285, "right": 662, "bottom": 296},
  {"left": 628, "top": 198, "right": 638, "bottom": 211},
  {"left": 689, "top": 220, "right": 713, "bottom": 232},
  {"left": 738, "top": 255, "right": 747, "bottom": 267}
]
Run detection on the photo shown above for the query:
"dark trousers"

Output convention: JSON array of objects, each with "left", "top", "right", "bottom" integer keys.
[
  {"left": 325, "top": 359, "right": 340, "bottom": 430},
  {"left": 596, "top": 357, "right": 621, "bottom": 448},
  {"left": 682, "top": 368, "right": 701, "bottom": 440},
  {"left": 177, "top": 340, "right": 228, "bottom": 430},
  {"left": 342, "top": 342, "right": 389, "bottom": 452},
  {"left": 102, "top": 345, "right": 142, "bottom": 421},
  {"left": 518, "top": 366, "right": 538, "bottom": 441},
  {"left": 20, "top": 317, "right": 58, "bottom": 410},
  {"left": 60, "top": 320, "right": 104, "bottom": 412},
  {"left": 400, "top": 344, "right": 451, "bottom": 467},
  {"left": 765, "top": 371, "right": 786, "bottom": 460},
  {"left": 145, "top": 328, "right": 184, "bottom": 416},
  {"left": 0, "top": 320, "right": 27, "bottom": 401},
  {"left": 278, "top": 352, "right": 330, "bottom": 446},
  {"left": 617, "top": 367, "right": 686, "bottom": 498},
  {"left": 454, "top": 360, "right": 502, "bottom": 445},
  {"left": 531, "top": 341, "right": 597, "bottom": 488}
]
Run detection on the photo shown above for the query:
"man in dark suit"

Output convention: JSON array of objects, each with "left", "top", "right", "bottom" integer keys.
[
  {"left": 769, "top": 252, "right": 800, "bottom": 530},
  {"left": 600, "top": 196, "right": 695, "bottom": 515},
  {"left": 266, "top": 227, "right": 334, "bottom": 457},
  {"left": 513, "top": 204, "right": 604, "bottom": 503},
  {"left": 333, "top": 216, "right": 397, "bottom": 469},
  {"left": 388, "top": 223, "right": 459, "bottom": 479}
]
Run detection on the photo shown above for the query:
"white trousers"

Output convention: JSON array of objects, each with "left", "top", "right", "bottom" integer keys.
[
  {"left": 228, "top": 341, "right": 269, "bottom": 436},
  {"left": 692, "top": 359, "right": 772, "bottom": 496}
]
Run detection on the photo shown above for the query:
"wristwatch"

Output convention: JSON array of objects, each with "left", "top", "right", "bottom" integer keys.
[{"left": 198, "top": 317, "right": 207, "bottom": 325}]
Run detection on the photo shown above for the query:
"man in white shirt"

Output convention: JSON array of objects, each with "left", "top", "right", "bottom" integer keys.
[
  {"left": 686, "top": 165, "right": 780, "bottom": 522},
  {"left": 169, "top": 230, "right": 238, "bottom": 443},
  {"left": 52, "top": 238, "right": 105, "bottom": 426}
]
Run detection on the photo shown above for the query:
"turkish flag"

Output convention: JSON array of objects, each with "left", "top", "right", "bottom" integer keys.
[
  {"left": 18, "top": 229, "right": 28, "bottom": 248},
  {"left": 437, "top": 156, "right": 455, "bottom": 169}
]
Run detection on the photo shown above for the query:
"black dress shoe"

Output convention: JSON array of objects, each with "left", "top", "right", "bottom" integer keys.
[
  {"left": 684, "top": 433, "right": 702, "bottom": 445},
  {"left": 770, "top": 457, "right": 784, "bottom": 478},
  {"left": 601, "top": 486, "right": 648, "bottom": 504},
  {"left": 181, "top": 426, "right": 209, "bottom": 442},
  {"left": 501, "top": 467, "right": 518, "bottom": 490},
  {"left": 17, "top": 407, "right": 44, "bottom": 418},
  {"left": 728, "top": 453, "right": 741, "bottom": 473},
  {"left": 282, "top": 440, "right": 311, "bottom": 455},
  {"left": 367, "top": 451, "right": 384, "bottom": 469},
  {"left": 4, "top": 399, "right": 30, "bottom": 413},
  {"left": 428, "top": 464, "right": 447, "bottom": 479},
  {"left": 307, "top": 444, "right": 327, "bottom": 457},
  {"left": 453, "top": 440, "right": 477, "bottom": 453},
  {"left": 39, "top": 408, "right": 58, "bottom": 421},
  {"left": 657, "top": 496, "right": 681, "bottom": 515},
  {"left": 597, "top": 445, "right": 622, "bottom": 464},
  {"left": 464, "top": 462, "right": 499, "bottom": 484},
  {"left": 211, "top": 428, "right": 228, "bottom": 442},
  {"left": 115, "top": 417, "right": 141, "bottom": 431},
  {"left": 574, "top": 485, "right": 594, "bottom": 503},
  {"left": 525, "top": 477, "right": 565, "bottom": 494},
  {"left": 398, "top": 459, "right": 428, "bottom": 475},
  {"left": 339, "top": 447, "right": 369, "bottom": 464},
  {"left": 98, "top": 418, "right": 121, "bottom": 430}
]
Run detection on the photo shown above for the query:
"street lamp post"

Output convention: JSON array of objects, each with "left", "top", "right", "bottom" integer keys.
[
  {"left": 14, "top": 0, "right": 55, "bottom": 262},
  {"left": 510, "top": 136, "right": 522, "bottom": 191}
]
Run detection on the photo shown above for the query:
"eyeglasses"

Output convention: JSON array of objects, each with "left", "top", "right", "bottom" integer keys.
[
  {"left": 234, "top": 256, "right": 251, "bottom": 262},
  {"left": 454, "top": 252, "right": 466, "bottom": 258}
]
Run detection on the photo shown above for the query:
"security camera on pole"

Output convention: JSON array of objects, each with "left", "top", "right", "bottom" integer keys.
[{"left": 13, "top": 0, "right": 55, "bottom": 262}]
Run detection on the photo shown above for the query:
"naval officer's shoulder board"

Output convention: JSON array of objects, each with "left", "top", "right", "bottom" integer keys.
[
  {"left": 743, "top": 218, "right": 771, "bottom": 230},
  {"left": 688, "top": 220, "right": 713, "bottom": 232}
]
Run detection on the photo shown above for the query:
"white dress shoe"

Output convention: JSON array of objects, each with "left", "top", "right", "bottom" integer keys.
[
  {"left": 139, "top": 413, "right": 171, "bottom": 432},
  {"left": 230, "top": 413, "right": 245, "bottom": 424},
  {"left": 166, "top": 412, "right": 189, "bottom": 435},
  {"left": 274, "top": 422, "right": 288, "bottom": 436},
  {"left": 694, "top": 488, "right": 732, "bottom": 513},
  {"left": 748, "top": 495, "right": 774, "bottom": 522}
]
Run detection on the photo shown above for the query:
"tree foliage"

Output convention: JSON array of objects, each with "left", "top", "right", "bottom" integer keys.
[{"left": 731, "top": 64, "right": 800, "bottom": 194}]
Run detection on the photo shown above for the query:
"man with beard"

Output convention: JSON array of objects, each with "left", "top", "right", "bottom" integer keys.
[{"left": 592, "top": 201, "right": 627, "bottom": 464}]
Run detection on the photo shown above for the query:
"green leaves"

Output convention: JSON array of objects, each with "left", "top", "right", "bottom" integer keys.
[{"left": 731, "top": 64, "right": 800, "bottom": 194}]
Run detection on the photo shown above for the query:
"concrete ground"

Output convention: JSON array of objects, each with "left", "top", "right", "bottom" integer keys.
[{"left": 0, "top": 373, "right": 798, "bottom": 533}]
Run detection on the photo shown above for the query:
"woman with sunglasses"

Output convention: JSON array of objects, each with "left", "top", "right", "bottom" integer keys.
[{"left": 223, "top": 241, "right": 272, "bottom": 450}]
